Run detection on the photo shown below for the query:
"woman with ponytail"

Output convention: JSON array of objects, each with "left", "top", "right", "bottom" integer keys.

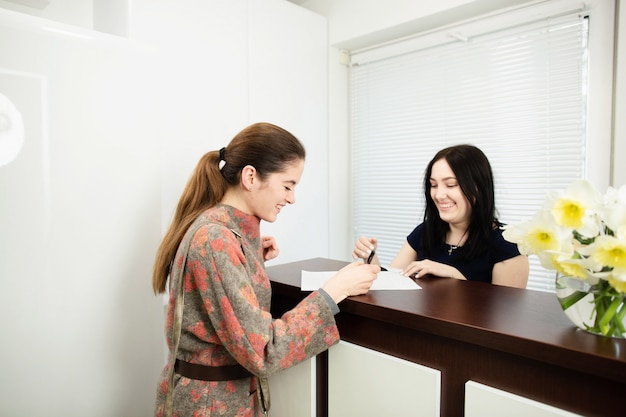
[{"left": 153, "top": 122, "right": 379, "bottom": 417}]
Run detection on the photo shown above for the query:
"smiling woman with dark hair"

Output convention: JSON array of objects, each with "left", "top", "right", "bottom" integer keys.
[{"left": 353, "top": 144, "right": 529, "bottom": 288}]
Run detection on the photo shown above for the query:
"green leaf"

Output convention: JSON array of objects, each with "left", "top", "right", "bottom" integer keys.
[{"left": 558, "top": 290, "right": 589, "bottom": 310}]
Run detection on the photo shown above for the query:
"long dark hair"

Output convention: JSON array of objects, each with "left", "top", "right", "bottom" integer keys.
[
  {"left": 421, "top": 144, "right": 500, "bottom": 259},
  {"left": 152, "top": 122, "right": 306, "bottom": 294}
]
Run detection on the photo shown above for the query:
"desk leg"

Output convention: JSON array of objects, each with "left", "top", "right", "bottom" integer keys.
[
  {"left": 316, "top": 350, "right": 328, "bottom": 417},
  {"left": 441, "top": 366, "right": 465, "bottom": 417}
]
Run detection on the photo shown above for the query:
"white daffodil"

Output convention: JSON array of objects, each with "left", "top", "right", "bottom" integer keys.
[
  {"left": 509, "top": 180, "right": 626, "bottom": 337},
  {"left": 603, "top": 185, "right": 626, "bottom": 234},
  {"left": 503, "top": 209, "right": 572, "bottom": 257},
  {"left": 583, "top": 234, "right": 626, "bottom": 270},
  {"left": 608, "top": 268, "right": 626, "bottom": 293},
  {"left": 547, "top": 179, "right": 602, "bottom": 236},
  {"left": 554, "top": 254, "right": 604, "bottom": 284}
]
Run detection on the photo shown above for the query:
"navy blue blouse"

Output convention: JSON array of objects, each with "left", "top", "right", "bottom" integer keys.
[{"left": 406, "top": 224, "right": 521, "bottom": 283}]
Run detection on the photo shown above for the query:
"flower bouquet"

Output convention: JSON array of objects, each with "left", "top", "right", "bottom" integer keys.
[{"left": 503, "top": 180, "right": 626, "bottom": 338}]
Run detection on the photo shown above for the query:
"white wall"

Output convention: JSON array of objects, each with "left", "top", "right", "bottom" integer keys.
[
  {"left": 130, "top": 0, "right": 328, "bottom": 266},
  {"left": 248, "top": 1, "right": 329, "bottom": 266},
  {"left": 0, "top": 9, "right": 164, "bottom": 416},
  {"left": 128, "top": 0, "right": 250, "bottom": 235},
  {"left": 0, "top": 0, "right": 328, "bottom": 415}
]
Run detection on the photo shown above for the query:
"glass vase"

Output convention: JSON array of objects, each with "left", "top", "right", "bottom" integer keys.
[{"left": 555, "top": 275, "right": 626, "bottom": 338}]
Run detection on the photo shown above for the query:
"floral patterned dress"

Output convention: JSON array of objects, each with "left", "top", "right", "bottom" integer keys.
[{"left": 154, "top": 204, "right": 339, "bottom": 417}]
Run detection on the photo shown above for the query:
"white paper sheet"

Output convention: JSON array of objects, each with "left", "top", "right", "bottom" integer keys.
[{"left": 301, "top": 270, "right": 421, "bottom": 291}]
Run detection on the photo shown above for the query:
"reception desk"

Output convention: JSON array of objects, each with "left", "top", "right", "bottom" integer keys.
[{"left": 268, "top": 258, "right": 626, "bottom": 417}]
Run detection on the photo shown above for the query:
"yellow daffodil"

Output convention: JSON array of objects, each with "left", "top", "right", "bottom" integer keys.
[
  {"left": 551, "top": 198, "right": 585, "bottom": 229},
  {"left": 608, "top": 270, "right": 626, "bottom": 293},
  {"left": 554, "top": 255, "right": 603, "bottom": 283},
  {"left": 587, "top": 235, "right": 626, "bottom": 270},
  {"left": 503, "top": 210, "right": 571, "bottom": 256},
  {"left": 554, "top": 258, "right": 590, "bottom": 280},
  {"left": 548, "top": 179, "right": 601, "bottom": 232}
]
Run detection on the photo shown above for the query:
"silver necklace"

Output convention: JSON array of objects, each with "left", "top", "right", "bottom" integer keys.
[{"left": 447, "top": 229, "right": 468, "bottom": 256}]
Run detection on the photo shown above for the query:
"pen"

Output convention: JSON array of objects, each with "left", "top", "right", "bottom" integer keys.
[{"left": 366, "top": 250, "right": 375, "bottom": 265}]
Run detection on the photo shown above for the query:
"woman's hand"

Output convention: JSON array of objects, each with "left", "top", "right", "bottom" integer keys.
[
  {"left": 401, "top": 259, "right": 466, "bottom": 280},
  {"left": 322, "top": 261, "right": 380, "bottom": 304},
  {"left": 261, "top": 236, "right": 279, "bottom": 261},
  {"left": 352, "top": 236, "right": 378, "bottom": 261}
]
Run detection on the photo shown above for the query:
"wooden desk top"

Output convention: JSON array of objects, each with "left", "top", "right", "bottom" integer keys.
[{"left": 267, "top": 257, "right": 626, "bottom": 384}]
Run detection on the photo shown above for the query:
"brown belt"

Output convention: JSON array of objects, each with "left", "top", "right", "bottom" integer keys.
[{"left": 174, "top": 359, "right": 253, "bottom": 381}]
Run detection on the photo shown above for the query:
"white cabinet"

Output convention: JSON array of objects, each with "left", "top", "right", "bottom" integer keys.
[
  {"left": 465, "top": 381, "right": 583, "bottom": 417},
  {"left": 269, "top": 358, "right": 317, "bottom": 417},
  {"left": 328, "top": 341, "right": 440, "bottom": 417}
]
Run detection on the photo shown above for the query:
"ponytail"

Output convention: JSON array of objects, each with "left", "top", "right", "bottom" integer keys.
[{"left": 152, "top": 150, "right": 225, "bottom": 294}]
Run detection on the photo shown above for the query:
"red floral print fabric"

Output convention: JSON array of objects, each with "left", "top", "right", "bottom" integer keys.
[{"left": 154, "top": 204, "right": 339, "bottom": 416}]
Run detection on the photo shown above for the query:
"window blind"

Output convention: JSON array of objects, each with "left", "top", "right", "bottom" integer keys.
[{"left": 350, "top": 11, "right": 588, "bottom": 292}]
